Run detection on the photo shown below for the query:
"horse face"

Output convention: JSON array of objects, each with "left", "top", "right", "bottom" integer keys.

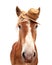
[
  {"left": 17, "top": 19, "right": 38, "bottom": 62},
  {"left": 16, "top": 6, "right": 39, "bottom": 63}
]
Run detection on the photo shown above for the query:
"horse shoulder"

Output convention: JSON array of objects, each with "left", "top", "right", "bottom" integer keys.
[{"left": 10, "top": 41, "right": 19, "bottom": 65}]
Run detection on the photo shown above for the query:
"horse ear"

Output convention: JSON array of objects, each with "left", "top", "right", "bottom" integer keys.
[
  {"left": 38, "top": 7, "right": 40, "bottom": 15},
  {"left": 16, "top": 6, "right": 21, "bottom": 16}
]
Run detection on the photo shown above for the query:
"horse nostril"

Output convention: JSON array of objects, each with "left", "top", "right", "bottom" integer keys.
[
  {"left": 34, "top": 52, "right": 36, "bottom": 57},
  {"left": 22, "top": 52, "right": 25, "bottom": 58}
]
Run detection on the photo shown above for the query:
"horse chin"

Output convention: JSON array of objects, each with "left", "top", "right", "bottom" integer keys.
[
  {"left": 22, "top": 58, "right": 32, "bottom": 63},
  {"left": 25, "top": 60, "right": 32, "bottom": 63}
]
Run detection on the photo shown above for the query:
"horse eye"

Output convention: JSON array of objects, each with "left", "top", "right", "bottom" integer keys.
[
  {"left": 35, "top": 24, "right": 38, "bottom": 29},
  {"left": 18, "top": 24, "right": 21, "bottom": 29}
]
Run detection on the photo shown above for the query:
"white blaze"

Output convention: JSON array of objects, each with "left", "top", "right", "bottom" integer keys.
[{"left": 22, "top": 23, "right": 35, "bottom": 54}]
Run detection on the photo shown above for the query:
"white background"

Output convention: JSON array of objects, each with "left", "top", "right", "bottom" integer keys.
[{"left": 0, "top": 0, "right": 52, "bottom": 65}]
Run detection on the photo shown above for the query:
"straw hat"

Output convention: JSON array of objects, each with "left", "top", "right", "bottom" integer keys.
[
  {"left": 26, "top": 8, "right": 40, "bottom": 21},
  {"left": 16, "top": 6, "right": 40, "bottom": 23}
]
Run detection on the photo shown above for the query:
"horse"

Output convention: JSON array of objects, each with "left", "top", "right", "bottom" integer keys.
[{"left": 10, "top": 6, "right": 40, "bottom": 65}]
